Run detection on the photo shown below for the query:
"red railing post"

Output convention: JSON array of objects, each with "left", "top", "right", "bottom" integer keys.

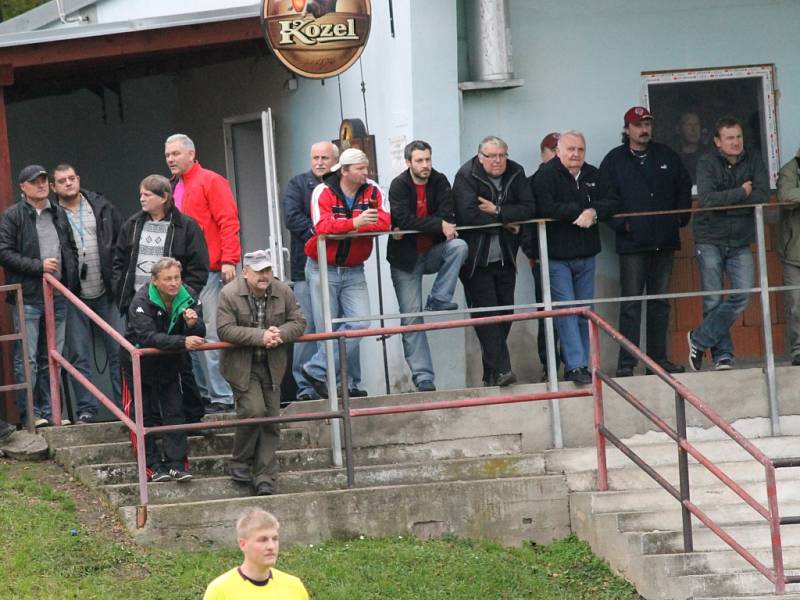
[
  {"left": 42, "top": 275, "right": 61, "bottom": 426},
  {"left": 132, "top": 349, "right": 149, "bottom": 527},
  {"left": 765, "top": 464, "right": 785, "bottom": 594},
  {"left": 588, "top": 315, "right": 607, "bottom": 491}
]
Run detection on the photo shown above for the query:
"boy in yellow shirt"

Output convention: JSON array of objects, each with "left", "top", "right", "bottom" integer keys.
[{"left": 204, "top": 509, "right": 309, "bottom": 599}]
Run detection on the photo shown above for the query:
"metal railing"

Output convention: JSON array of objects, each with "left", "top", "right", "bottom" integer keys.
[
  {"left": 39, "top": 264, "right": 800, "bottom": 592},
  {"left": 315, "top": 200, "right": 795, "bottom": 454},
  {"left": 0, "top": 283, "right": 34, "bottom": 432}
]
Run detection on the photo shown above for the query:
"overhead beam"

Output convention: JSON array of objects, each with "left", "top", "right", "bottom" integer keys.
[{"left": 0, "top": 16, "right": 264, "bottom": 70}]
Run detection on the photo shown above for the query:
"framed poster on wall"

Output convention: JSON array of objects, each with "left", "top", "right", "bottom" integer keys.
[{"left": 641, "top": 64, "right": 779, "bottom": 188}]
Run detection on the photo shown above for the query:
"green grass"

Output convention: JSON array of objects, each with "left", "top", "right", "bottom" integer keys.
[{"left": 0, "top": 463, "right": 639, "bottom": 599}]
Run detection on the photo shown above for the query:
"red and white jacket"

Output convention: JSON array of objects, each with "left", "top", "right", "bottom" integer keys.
[
  {"left": 179, "top": 161, "right": 241, "bottom": 272},
  {"left": 305, "top": 173, "right": 390, "bottom": 267}
]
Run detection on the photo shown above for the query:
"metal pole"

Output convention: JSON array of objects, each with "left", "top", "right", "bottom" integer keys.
[
  {"left": 372, "top": 239, "right": 391, "bottom": 395},
  {"left": 755, "top": 206, "right": 779, "bottom": 436},
  {"left": 317, "top": 235, "right": 343, "bottom": 468},
  {"left": 338, "top": 336, "right": 355, "bottom": 487},
  {"left": 132, "top": 350, "right": 149, "bottom": 527},
  {"left": 588, "top": 318, "right": 607, "bottom": 490},
  {"left": 15, "top": 286, "right": 34, "bottom": 433},
  {"left": 43, "top": 276, "right": 61, "bottom": 426},
  {"left": 675, "top": 390, "right": 693, "bottom": 553},
  {"left": 765, "top": 464, "right": 786, "bottom": 594},
  {"left": 537, "top": 221, "right": 562, "bottom": 448}
]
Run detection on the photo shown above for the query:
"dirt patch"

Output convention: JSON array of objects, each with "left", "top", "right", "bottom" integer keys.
[{"left": 0, "top": 457, "right": 134, "bottom": 546}]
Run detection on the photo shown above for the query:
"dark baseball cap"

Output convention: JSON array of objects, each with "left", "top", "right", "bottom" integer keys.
[
  {"left": 624, "top": 106, "right": 654, "bottom": 126},
  {"left": 540, "top": 132, "right": 560, "bottom": 151},
  {"left": 18, "top": 164, "right": 48, "bottom": 184}
]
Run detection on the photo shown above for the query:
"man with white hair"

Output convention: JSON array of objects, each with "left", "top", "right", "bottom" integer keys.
[
  {"left": 165, "top": 133, "right": 241, "bottom": 412},
  {"left": 301, "top": 148, "right": 390, "bottom": 398},
  {"left": 536, "top": 131, "right": 616, "bottom": 385}
]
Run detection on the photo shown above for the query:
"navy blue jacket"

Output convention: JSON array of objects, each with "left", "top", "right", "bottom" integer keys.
[
  {"left": 599, "top": 142, "right": 692, "bottom": 254},
  {"left": 283, "top": 170, "right": 321, "bottom": 282},
  {"left": 535, "top": 157, "right": 616, "bottom": 260}
]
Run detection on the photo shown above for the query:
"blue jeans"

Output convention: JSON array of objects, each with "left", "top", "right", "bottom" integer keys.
[
  {"left": 549, "top": 256, "right": 595, "bottom": 372},
  {"left": 65, "top": 292, "right": 124, "bottom": 416},
  {"left": 304, "top": 260, "right": 370, "bottom": 388},
  {"left": 390, "top": 239, "right": 467, "bottom": 386},
  {"left": 290, "top": 280, "right": 365, "bottom": 398},
  {"left": 191, "top": 271, "right": 234, "bottom": 406},
  {"left": 12, "top": 296, "right": 67, "bottom": 421},
  {"left": 691, "top": 243, "right": 754, "bottom": 362}
]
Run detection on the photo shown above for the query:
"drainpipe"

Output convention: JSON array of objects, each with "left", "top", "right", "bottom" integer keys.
[{"left": 460, "top": 0, "right": 524, "bottom": 91}]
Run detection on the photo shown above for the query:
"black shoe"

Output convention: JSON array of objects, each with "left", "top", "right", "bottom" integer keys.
[
  {"left": 615, "top": 366, "right": 634, "bottom": 378},
  {"left": 169, "top": 468, "right": 193, "bottom": 482},
  {"left": 793, "top": 357, "right": 800, "bottom": 367},
  {"left": 646, "top": 360, "right": 686, "bottom": 376},
  {"left": 255, "top": 481, "right": 274, "bottom": 496},
  {"left": 496, "top": 370, "right": 517, "bottom": 387},
  {"left": 204, "top": 402, "right": 230, "bottom": 414},
  {"left": 416, "top": 380, "right": 436, "bottom": 392},
  {"left": 296, "top": 393, "right": 317, "bottom": 401},
  {"left": 687, "top": 331, "right": 704, "bottom": 372},
  {"left": 230, "top": 467, "right": 252, "bottom": 483},
  {"left": 715, "top": 358, "right": 733, "bottom": 371},
  {"left": 567, "top": 367, "right": 592, "bottom": 385},
  {"left": 348, "top": 388, "right": 368, "bottom": 398},
  {"left": 149, "top": 469, "right": 171, "bottom": 483},
  {"left": 482, "top": 372, "right": 497, "bottom": 386},
  {"left": 301, "top": 367, "right": 329, "bottom": 399},
  {"left": 424, "top": 297, "right": 458, "bottom": 311},
  {"left": 77, "top": 413, "right": 96, "bottom": 424}
]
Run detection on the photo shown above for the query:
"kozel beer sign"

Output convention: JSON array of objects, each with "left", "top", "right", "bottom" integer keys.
[{"left": 262, "top": 0, "right": 372, "bottom": 79}]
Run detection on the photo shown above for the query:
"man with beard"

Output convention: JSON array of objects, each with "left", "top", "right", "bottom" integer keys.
[{"left": 600, "top": 106, "right": 692, "bottom": 377}]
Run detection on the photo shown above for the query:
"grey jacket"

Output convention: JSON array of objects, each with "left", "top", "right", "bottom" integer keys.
[
  {"left": 217, "top": 276, "right": 306, "bottom": 392},
  {"left": 778, "top": 156, "right": 800, "bottom": 266},
  {"left": 693, "top": 149, "right": 769, "bottom": 247}
]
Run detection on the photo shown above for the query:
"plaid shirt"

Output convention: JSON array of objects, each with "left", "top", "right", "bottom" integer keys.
[{"left": 251, "top": 293, "right": 267, "bottom": 362}]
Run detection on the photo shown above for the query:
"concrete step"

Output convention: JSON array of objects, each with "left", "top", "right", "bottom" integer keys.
[
  {"left": 658, "top": 568, "right": 800, "bottom": 599},
  {"left": 100, "top": 453, "right": 547, "bottom": 506},
  {"left": 637, "top": 523, "right": 800, "bottom": 556},
  {"left": 52, "top": 428, "right": 309, "bottom": 469},
  {"left": 566, "top": 456, "right": 800, "bottom": 493},
  {"left": 546, "top": 435, "right": 800, "bottom": 475},
  {"left": 571, "top": 478, "right": 800, "bottom": 515},
  {"left": 73, "top": 448, "right": 332, "bottom": 487},
  {"left": 117, "top": 474, "right": 570, "bottom": 550}
]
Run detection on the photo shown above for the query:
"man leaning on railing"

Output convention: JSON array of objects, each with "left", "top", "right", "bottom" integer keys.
[{"left": 687, "top": 116, "right": 769, "bottom": 372}]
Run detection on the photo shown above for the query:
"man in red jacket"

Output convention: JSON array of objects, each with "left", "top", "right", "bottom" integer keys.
[
  {"left": 165, "top": 133, "right": 241, "bottom": 412},
  {"left": 301, "top": 148, "right": 390, "bottom": 398}
]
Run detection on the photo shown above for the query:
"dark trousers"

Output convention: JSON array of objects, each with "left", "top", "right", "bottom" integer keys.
[
  {"left": 180, "top": 354, "right": 205, "bottom": 423},
  {"left": 616, "top": 250, "right": 675, "bottom": 369},
  {"left": 231, "top": 361, "right": 281, "bottom": 487},
  {"left": 122, "top": 363, "right": 188, "bottom": 473},
  {"left": 461, "top": 261, "right": 516, "bottom": 381},
  {"left": 531, "top": 259, "right": 562, "bottom": 372}
]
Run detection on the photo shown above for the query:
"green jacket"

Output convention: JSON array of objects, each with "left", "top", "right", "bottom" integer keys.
[
  {"left": 217, "top": 277, "right": 306, "bottom": 392},
  {"left": 778, "top": 156, "right": 800, "bottom": 266}
]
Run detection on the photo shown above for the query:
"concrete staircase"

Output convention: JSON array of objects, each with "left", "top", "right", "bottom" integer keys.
[
  {"left": 556, "top": 419, "right": 800, "bottom": 598},
  {"left": 38, "top": 366, "right": 800, "bottom": 599},
  {"left": 40, "top": 385, "right": 572, "bottom": 551}
]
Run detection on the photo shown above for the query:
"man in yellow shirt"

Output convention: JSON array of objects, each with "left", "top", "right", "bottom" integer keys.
[{"left": 204, "top": 509, "right": 309, "bottom": 599}]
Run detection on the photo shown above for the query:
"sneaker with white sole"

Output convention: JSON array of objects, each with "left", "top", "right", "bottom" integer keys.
[
  {"left": 687, "top": 331, "right": 704, "bottom": 371},
  {"left": 34, "top": 417, "right": 49, "bottom": 428},
  {"left": 169, "top": 468, "right": 193, "bottom": 482},
  {"left": 149, "top": 469, "right": 171, "bottom": 483},
  {"left": 715, "top": 358, "right": 733, "bottom": 371}
]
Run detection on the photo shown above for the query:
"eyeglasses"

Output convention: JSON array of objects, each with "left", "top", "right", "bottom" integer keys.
[{"left": 480, "top": 152, "right": 508, "bottom": 161}]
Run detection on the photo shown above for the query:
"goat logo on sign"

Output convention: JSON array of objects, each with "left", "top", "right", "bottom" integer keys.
[{"left": 262, "top": 0, "right": 372, "bottom": 79}]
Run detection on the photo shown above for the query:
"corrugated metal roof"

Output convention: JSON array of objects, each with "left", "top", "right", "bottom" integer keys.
[{"left": 0, "top": 2, "right": 261, "bottom": 48}]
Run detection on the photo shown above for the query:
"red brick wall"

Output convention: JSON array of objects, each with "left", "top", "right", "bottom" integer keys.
[{"left": 668, "top": 204, "right": 786, "bottom": 363}]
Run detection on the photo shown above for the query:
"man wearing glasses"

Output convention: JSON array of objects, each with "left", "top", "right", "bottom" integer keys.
[{"left": 453, "top": 136, "right": 535, "bottom": 387}]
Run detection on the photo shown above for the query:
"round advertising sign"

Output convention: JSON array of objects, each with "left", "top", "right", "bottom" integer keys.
[{"left": 262, "top": 0, "right": 372, "bottom": 79}]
